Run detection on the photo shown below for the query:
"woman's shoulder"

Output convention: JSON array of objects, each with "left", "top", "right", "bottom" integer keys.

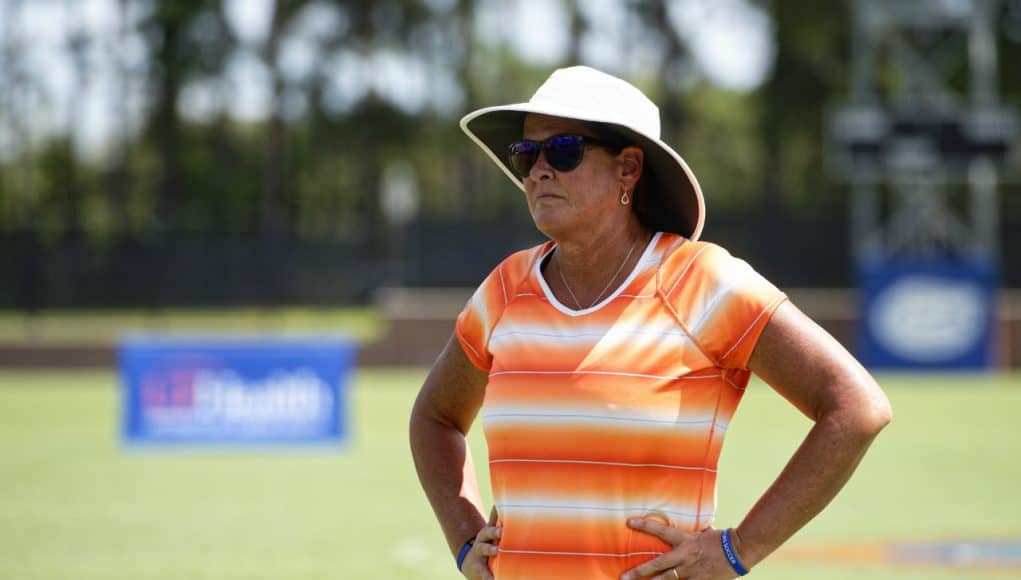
[
  {"left": 470, "top": 241, "right": 553, "bottom": 300},
  {"left": 656, "top": 233, "right": 730, "bottom": 269},
  {"left": 654, "top": 233, "right": 767, "bottom": 290},
  {"left": 491, "top": 241, "right": 554, "bottom": 282}
]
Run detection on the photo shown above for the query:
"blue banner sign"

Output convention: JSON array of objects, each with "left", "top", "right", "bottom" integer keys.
[
  {"left": 120, "top": 336, "right": 356, "bottom": 447},
  {"left": 858, "top": 259, "right": 997, "bottom": 369}
]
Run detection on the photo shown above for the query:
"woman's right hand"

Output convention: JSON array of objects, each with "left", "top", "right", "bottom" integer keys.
[{"left": 461, "top": 525, "right": 501, "bottom": 579}]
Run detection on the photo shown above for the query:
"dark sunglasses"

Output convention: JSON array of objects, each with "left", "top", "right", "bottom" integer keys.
[{"left": 507, "top": 134, "right": 621, "bottom": 178}]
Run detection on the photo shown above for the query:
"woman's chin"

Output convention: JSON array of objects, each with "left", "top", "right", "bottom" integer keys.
[{"left": 530, "top": 208, "right": 578, "bottom": 238}]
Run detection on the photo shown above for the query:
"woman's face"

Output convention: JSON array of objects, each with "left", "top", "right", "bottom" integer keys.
[{"left": 520, "top": 114, "right": 638, "bottom": 240}]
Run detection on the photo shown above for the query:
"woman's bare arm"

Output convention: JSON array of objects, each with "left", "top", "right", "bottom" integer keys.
[
  {"left": 622, "top": 300, "right": 892, "bottom": 580},
  {"left": 409, "top": 333, "right": 492, "bottom": 555},
  {"left": 733, "top": 300, "right": 893, "bottom": 566}
]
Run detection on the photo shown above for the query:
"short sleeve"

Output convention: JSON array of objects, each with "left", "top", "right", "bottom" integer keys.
[
  {"left": 662, "top": 242, "right": 787, "bottom": 370},
  {"left": 455, "top": 264, "right": 510, "bottom": 371}
]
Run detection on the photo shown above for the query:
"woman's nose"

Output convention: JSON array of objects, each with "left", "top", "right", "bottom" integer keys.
[{"left": 528, "top": 150, "right": 554, "bottom": 181}]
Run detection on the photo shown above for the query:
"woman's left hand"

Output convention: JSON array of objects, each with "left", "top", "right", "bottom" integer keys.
[{"left": 619, "top": 518, "right": 739, "bottom": 580}]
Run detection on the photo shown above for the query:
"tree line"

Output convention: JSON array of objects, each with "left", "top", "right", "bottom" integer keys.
[{"left": 0, "top": 0, "right": 1018, "bottom": 251}]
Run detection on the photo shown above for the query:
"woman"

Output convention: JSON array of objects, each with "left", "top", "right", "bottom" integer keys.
[{"left": 410, "top": 66, "right": 891, "bottom": 580}]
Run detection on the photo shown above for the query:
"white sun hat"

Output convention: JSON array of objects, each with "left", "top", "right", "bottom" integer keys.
[{"left": 460, "top": 65, "right": 706, "bottom": 240}]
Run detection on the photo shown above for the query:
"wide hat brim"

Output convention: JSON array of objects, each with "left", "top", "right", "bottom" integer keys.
[{"left": 460, "top": 101, "right": 705, "bottom": 241}]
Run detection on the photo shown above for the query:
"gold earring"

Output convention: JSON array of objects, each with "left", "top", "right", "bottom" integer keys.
[{"left": 620, "top": 191, "right": 630, "bottom": 206}]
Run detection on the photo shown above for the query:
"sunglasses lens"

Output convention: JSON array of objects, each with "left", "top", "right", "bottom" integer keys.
[
  {"left": 508, "top": 141, "right": 539, "bottom": 177},
  {"left": 508, "top": 135, "right": 588, "bottom": 177},
  {"left": 544, "top": 135, "right": 585, "bottom": 172}
]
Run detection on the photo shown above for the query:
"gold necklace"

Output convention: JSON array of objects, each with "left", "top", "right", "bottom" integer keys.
[{"left": 558, "top": 238, "right": 639, "bottom": 310}]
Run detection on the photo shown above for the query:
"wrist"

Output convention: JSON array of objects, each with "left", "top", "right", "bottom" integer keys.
[
  {"left": 730, "top": 524, "right": 766, "bottom": 568},
  {"left": 455, "top": 537, "right": 475, "bottom": 571},
  {"left": 720, "top": 528, "right": 750, "bottom": 576}
]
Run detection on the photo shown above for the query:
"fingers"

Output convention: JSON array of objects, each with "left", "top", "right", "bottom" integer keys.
[
  {"left": 627, "top": 517, "right": 685, "bottom": 544},
  {"left": 649, "top": 567, "right": 681, "bottom": 580},
  {"left": 474, "top": 540, "right": 499, "bottom": 558},
  {"left": 475, "top": 525, "right": 502, "bottom": 544},
  {"left": 620, "top": 552, "right": 685, "bottom": 580},
  {"left": 620, "top": 521, "right": 704, "bottom": 580},
  {"left": 462, "top": 526, "right": 501, "bottom": 580}
]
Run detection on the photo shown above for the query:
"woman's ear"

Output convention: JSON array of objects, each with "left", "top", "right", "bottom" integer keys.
[{"left": 618, "top": 146, "right": 644, "bottom": 190}]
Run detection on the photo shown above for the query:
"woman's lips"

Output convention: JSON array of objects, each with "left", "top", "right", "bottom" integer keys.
[{"left": 535, "top": 192, "right": 563, "bottom": 202}]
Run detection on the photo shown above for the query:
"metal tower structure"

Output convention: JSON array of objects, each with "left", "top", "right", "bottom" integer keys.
[
  {"left": 831, "top": 0, "right": 1016, "bottom": 262},
  {"left": 829, "top": 0, "right": 1018, "bottom": 368}
]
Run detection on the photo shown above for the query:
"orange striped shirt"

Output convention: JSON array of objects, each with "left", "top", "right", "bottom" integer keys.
[{"left": 455, "top": 232, "right": 787, "bottom": 579}]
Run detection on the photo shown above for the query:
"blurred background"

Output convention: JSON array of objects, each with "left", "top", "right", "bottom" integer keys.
[
  {"left": 0, "top": 0, "right": 1016, "bottom": 305},
  {"left": 1, "top": 1, "right": 1021, "bottom": 578}
]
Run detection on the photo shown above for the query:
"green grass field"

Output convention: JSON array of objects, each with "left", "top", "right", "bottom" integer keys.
[
  {"left": 1, "top": 370, "right": 1019, "bottom": 579},
  {"left": 0, "top": 308, "right": 382, "bottom": 343}
]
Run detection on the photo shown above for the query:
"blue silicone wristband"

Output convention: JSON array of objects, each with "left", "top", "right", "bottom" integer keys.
[
  {"left": 456, "top": 538, "right": 475, "bottom": 571},
  {"left": 721, "top": 528, "right": 750, "bottom": 576}
]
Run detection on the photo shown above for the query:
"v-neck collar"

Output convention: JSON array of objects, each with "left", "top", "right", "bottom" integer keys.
[{"left": 534, "top": 231, "right": 663, "bottom": 317}]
